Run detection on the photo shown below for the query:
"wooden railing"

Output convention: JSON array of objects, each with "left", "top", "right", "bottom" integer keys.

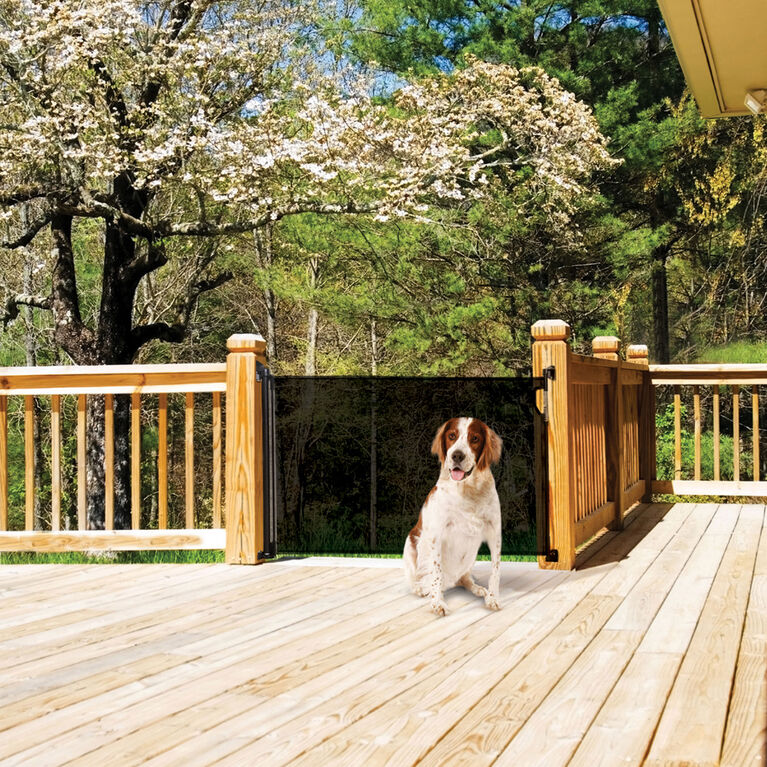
[
  {"left": 650, "top": 364, "right": 767, "bottom": 496},
  {"left": 533, "top": 320, "right": 654, "bottom": 569},
  {"left": 0, "top": 334, "right": 268, "bottom": 564}
]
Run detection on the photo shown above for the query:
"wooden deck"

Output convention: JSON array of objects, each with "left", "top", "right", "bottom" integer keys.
[{"left": 0, "top": 502, "right": 764, "bottom": 766}]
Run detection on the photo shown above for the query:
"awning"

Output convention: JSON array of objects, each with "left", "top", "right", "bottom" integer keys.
[{"left": 657, "top": 0, "right": 767, "bottom": 117}]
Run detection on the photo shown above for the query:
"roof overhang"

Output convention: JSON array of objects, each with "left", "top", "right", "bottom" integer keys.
[{"left": 657, "top": 0, "right": 767, "bottom": 117}]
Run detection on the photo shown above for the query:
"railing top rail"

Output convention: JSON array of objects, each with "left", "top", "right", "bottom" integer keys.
[
  {"left": 571, "top": 352, "right": 650, "bottom": 370},
  {"left": 0, "top": 362, "right": 227, "bottom": 395},
  {"left": 651, "top": 363, "right": 767, "bottom": 385}
]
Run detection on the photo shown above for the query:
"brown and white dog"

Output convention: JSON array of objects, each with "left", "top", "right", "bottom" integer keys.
[{"left": 404, "top": 417, "right": 503, "bottom": 616}]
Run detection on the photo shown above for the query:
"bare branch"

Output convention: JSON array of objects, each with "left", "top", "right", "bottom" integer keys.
[
  {"left": 130, "top": 270, "right": 233, "bottom": 352},
  {"left": 1, "top": 209, "right": 54, "bottom": 249},
  {"left": 1, "top": 292, "right": 52, "bottom": 327},
  {"left": 157, "top": 200, "right": 382, "bottom": 237},
  {"left": 0, "top": 186, "right": 62, "bottom": 206},
  {"left": 58, "top": 200, "right": 154, "bottom": 238}
]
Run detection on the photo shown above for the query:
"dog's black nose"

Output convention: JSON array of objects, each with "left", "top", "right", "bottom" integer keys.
[{"left": 452, "top": 451, "right": 465, "bottom": 464}]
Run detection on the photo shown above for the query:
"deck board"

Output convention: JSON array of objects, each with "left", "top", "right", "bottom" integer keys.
[{"left": 0, "top": 502, "right": 763, "bottom": 766}]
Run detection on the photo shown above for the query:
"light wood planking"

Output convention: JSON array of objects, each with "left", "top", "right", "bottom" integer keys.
[
  {"left": 105, "top": 393, "right": 114, "bottom": 531},
  {"left": 570, "top": 504, "right": 736, "bottom": 767},
  {"left": 645, "top": 504, "right": 764, "bottom": 767},
  {"left": 693, "top": 384, "right": 701, "bottom": 480},
  {"left": 754, "top": 384, "right": 760, "bottom": 481},
  {"left": 0, "top": 503, "right": 762, "bottom": 767},
  {"left": 51, "top": 394, "right": 61, "bottom": 531},
  {"left": 186, "top": 392, "right": 194, "bottom": 529},
  {"left": 212, "top": 392, "right": 222, "bottom": 529},
  {"left": 733, "top": 384, "right": 740, "bottom": 481},
  {"left": 674, "top": 385, "right": 681, "bottom": 480},
  {"left": 158, "top": 393, "right": 168, "bottom": 530},
  {"left": 720, "top": 508, "right": 767, "bottom": 766},
  {"left": 77, "top": 394, "right": 86, "bottom": 530},
  {"left": 0, "top": 397, "right": 7, "bottom": 530},
  {"left": 24, "top": 394, "right": 34, "bottom": 530},
  {"left": 714, "top": 384, "right": 720, "bottom": 481},
  {"left": 131, "top": 392, "right": 141, "bottom": 530}
]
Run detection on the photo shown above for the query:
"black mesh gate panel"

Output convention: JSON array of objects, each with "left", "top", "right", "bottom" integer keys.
[{"left": 272, "top": 377, "right": 538, "bottom": 556}]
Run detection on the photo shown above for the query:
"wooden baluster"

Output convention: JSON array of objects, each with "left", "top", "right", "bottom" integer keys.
[
  {"left": 593, "top": 335, "right": 621, "bottom": 528},
  {"left": 77, "top": 394, "right": 86, "bottom": 530},
  {"left": 0, "top": 397, "right": 7, "bottom": 531},
  {"left": 105, "top": 394, "right": 114, "bottom": 530},
  {"left": 674, "top": 385, "right": 682, "bottom": 480},
  {"left": 51, "top": 395, "right": 61, "bottom": 532},
  {"left": 212, "top": 391, "right": 222, "bottom": 529},
  {"left": 25, "top": 395, "right": 34, "bottom": 531},
  {"left": 753, "top": 385, "right": 759, "bottom": 481},
  {"left": 185, "top": 392, "right": 194, "bottom": 529},
  {"left": 693, "top": 385, "right": 701, "bottom": 481},
  {"left": 158, "top": 393, "right": 168, "bottom": 530},
  {"left": 713, "top": 385, "right": 720, "bottom": 481},
  {"left": 733, "top": 385, "right": 740, "bottom": 482},
  {"left": 131, "top": 392, "right": 141, "bottom": 530}
]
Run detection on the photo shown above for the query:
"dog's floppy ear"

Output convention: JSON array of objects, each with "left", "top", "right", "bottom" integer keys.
[
  {"left": 478, "top": 424, "right": 503, "bottom": 470},
  {"left": 431, "top": 421, "right": 450, "bottom": 463}
]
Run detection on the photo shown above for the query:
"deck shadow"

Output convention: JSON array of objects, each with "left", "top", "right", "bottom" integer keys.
[{"left": 574, "top": 502, "right": 675, "bottom": 570}]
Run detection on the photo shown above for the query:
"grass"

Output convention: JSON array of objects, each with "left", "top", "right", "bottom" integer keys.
[
  {"left": 696, "top": 340, "right": 767, "bottom": 364},
  {"left": 0, "top": 549, "right": 537, "bottom": 564}
]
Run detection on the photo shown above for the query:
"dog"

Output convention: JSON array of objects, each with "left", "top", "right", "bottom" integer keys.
[{"left": 403, "top": 417, "right": 503, "bottom": 616}]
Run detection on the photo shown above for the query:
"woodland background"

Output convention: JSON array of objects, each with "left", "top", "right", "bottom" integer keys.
[{"left": 1, "top": 1, "right": 764, "bottom": 546}]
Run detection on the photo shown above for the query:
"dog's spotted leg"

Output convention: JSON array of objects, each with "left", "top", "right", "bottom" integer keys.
[
  {"left": 485, "top": 527, "right": 502, "bottom": 611},
  {"left": 459, "top": 573, "right": 487, "bottom": 598},
  {"left": 428, "top": 539, "right": 449, "bottom": 616}
]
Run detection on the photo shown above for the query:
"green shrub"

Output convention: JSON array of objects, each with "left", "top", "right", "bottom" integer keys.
[{"left": 655, "top": 403, "right": 749, "bottom": 480}]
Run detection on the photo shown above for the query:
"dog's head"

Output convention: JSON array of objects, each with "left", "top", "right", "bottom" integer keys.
[{"left": 431, "top": 417, "right": 502, "bottom": 482}]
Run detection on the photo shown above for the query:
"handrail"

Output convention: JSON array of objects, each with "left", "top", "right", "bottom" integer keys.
[
  {"left": 0, "top": 363, "right": 226, "bottom": 395},
  {"left": 651, "top": 363, "right": 767, "bottom": 385}
]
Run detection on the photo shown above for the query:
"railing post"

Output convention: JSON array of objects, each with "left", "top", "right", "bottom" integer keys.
[
  {"left": 628, "top": 344, "right": 654, "bottom": 502},
  {"left": 225, "top": 334, "right": 268, "bottom": 564},
  {"left": 532, "top": 319, "right": 575, "bottom": 570},
  {"left": 593, "top": 336, "right": 623, "bottom": 530}
]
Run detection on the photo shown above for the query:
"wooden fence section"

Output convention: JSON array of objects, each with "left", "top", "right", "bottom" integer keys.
[
  {"left": 650, "top": 364, "right": 767, "bottom": 497},
  {"left": 0, "top": 334, "right": 268, "bottom": 564},
  {"left": 532, "top": 321, "right": 653, "bottom": 570}
]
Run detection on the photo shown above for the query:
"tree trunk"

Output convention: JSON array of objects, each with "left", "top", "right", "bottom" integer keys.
[
  {"left": 254, "top": 226, "right": 278, "bottom": 361},
  {"left": 305, "top": 256, "right": 320, "bottom": 376},
  {"left": 369, "top": 320, "right": 378, "bottom": 551},
  {"left": 22, "top": 248, "right": 45, "bottom": 530},
  {"left": 652, "top": 245, "right": 671, "bottom": 364}
]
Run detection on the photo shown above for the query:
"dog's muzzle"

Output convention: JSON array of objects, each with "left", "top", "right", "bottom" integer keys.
[{"left": 450, "top": 466, "right": 474, "bottom": 481}]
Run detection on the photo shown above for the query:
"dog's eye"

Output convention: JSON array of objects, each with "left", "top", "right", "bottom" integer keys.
[
  {"left": 448, "top": 432, "right": 456, "bottom": 441},
  {"left": 471, "top": 435, "right": 479, "bottom": 442}
]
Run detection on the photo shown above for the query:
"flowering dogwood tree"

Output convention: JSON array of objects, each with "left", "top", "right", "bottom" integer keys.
[{"left": 0, "top": 0, "right": 614, "bottom": 526}]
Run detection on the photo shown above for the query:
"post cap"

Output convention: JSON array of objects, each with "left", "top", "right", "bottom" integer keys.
[
  {"left": 592, "top": 336, "right": 621, "bottom": 354},
  {"left": 627, "top": 344, "right": 649, "bottom": 365},
  {"left": 531, "top": 320, "right": 571, "bottom": 341},
  {"left": 227, "top": 334, "right": 267, "bottom": 353}
]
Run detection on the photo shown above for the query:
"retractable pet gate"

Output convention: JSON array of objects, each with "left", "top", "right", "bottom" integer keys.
[{"left": 269, "top": 376, "right": 542, "bottom": 557}]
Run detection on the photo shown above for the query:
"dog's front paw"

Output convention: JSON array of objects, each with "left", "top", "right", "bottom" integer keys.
[
  {"left": 484, "top": 595, "right": 501, "bottom": 611},
  {"left": 431, "top": 599, "right": 449, "bottom": 617}
]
